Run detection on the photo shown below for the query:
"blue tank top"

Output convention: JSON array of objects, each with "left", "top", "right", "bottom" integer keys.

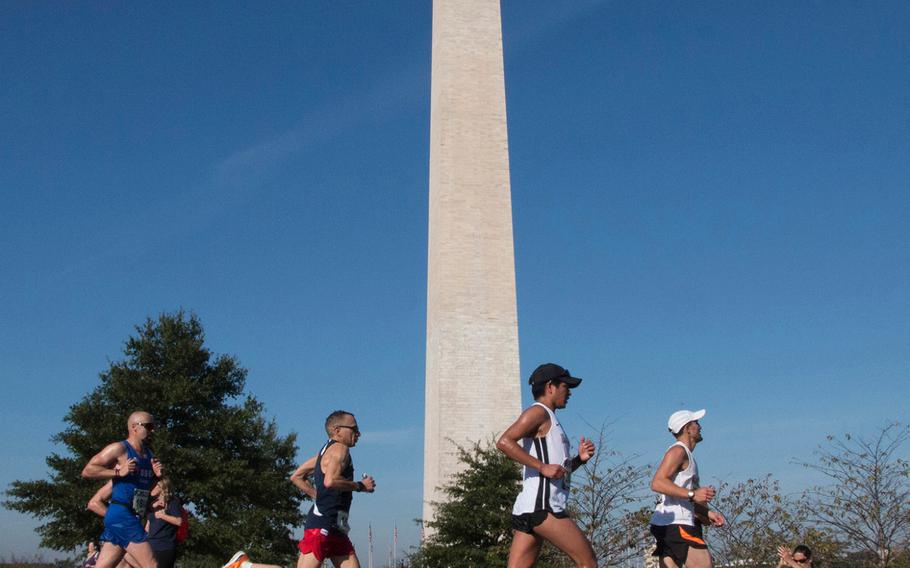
[
  {"left": 306, "top": 440, "right": 354, "bottom": 533},
  {"left": 110, "top": 440, "right": 155, "bottom": 514}
]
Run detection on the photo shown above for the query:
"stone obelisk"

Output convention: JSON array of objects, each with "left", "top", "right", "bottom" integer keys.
[{"left": 423, "top": 0, "right": 521, "bottom": 532}]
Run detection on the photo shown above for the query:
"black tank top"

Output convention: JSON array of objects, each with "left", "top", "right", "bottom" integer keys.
[{"left": 306, "top": 440, "right": 354, "bottom": 533}]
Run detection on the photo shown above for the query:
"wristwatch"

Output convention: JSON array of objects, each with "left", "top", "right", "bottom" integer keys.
[{"left": 687, "top": 490, "right": 695, "bottom": 501}]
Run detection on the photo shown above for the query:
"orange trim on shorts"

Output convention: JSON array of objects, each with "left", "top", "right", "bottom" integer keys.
[{"left": 678, "top": 526, "right": 706, "bottom": 545}]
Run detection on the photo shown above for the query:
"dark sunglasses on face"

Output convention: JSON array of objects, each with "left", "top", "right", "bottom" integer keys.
[
  {"left": 135, "top": 422, "right": 156, "bottom": 430},
  {"left": 336, "top": 425, "right": 360, "bottom": 434},
  {"left": 794, "top": 558, "right": 809, "bottom": 564}
]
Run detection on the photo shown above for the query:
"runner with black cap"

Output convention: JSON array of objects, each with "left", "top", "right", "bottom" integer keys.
[
  {"left": 649, "top": 409, "right": 725, "bottom": 568},
  {"left": 497, "top": 363, "right": 598, "bottom": 568}
]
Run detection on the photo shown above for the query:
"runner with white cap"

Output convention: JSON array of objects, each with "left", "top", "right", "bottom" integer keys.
[{"left": 649, "top": 409, "right": 725, "bottom": 568}]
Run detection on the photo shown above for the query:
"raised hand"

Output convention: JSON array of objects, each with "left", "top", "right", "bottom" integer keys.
[
  {"left": 360, "top": 474, "right": 376, "bottom": 493},
  {"left": 578, "top": 436, "right": 596, "bottom": 462},
  {"left": 778, "top": 546, "right": 793, "bottom": 562}
]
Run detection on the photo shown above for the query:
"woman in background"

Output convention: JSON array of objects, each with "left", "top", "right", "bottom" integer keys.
[{"left": 145, "top": 477, "right": 183, "bottom": 568}]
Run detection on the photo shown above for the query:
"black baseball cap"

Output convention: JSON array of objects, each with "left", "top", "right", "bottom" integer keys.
[{"left": 528, "top": 363, "right": 582, "bottom": 388}]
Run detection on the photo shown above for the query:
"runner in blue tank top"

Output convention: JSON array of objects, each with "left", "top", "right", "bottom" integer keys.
[{"left": 82, "top": 411, "right": 163, "bottom": 568}]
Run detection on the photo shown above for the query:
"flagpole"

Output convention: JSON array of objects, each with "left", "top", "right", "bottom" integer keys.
[{"left": 368, "top": 523, "right": 373, "bottom": 568}]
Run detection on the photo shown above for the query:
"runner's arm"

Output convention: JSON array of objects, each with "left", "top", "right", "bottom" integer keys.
[
  {"left": 86, "top": 481, "right": 113, "bottom": 517},
  {"left": 496, "top": 406, "right": 566, "bottom": 479},
  {"left": 322, "top": 445, "right": 373, "bottom": 492},
  {"left": 650, "top": 446, "right": 692, "bottom": 500},
  {"left": 651, "top": 447, "right": 718, "bottom": 508},
  {"left": 694, "top": 502, "right": 711, "bottom": 524},
  {"left": 290, "top": 454, "right": 319, "bottom": 499},
  {"left": 153, "top": 509, "right": 182, "bottom": 526},
  {"left": 82, "top": 443, "right": 127, "bottom": 480}
]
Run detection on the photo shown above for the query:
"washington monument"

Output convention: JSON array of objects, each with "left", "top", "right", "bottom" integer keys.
[{"left": 423, "top": 0, "right": 522, "bottom": 530}]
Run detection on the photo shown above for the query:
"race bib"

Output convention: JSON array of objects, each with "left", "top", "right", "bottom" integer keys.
[
  {"left": 132, "top": 489, "right": 150, "bottom": 514},
  {"left": 336, "top": 510, "right": 351, "bottom": 534}
]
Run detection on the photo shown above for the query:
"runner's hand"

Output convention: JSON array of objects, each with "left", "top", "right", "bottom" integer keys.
[
  {"left": 125, "top": 458, "right": 138, "bottom": 475},
  {"left": 360, "top": 475, "right": 376, "bottom": 493},
  {"left": 539, "top": 463, "right": 567, "bottom": 479},
  {"left": 694, "top": 486, "right": 715, "bottom": 503},
  {"left": 151, "top": 458, "right": 164, "bottom": 477},
  {"left": 578, "top": 437, "right": 596, "bottom": 462},
  {"left": 708, "top": 510, "right": 725, "bottom": 527}
]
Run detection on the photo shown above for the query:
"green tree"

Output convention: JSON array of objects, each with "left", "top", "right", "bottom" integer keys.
[
  {"left": 799, "top": 422, "right": 910, "bottom": 568},
  {"left": 4, "top": 311, "right": 303, "bottom": 567},
  {"left": 409, "top": 440, "right": 520, "bottom": 568},
  {"left": 409, "top": 440, "right": 563, "bottom": 568}
]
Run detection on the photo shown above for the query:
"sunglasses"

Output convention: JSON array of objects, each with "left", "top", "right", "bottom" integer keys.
[
  {"left": 793, "top": 558, "right": 809, "bottom": 564},
  {"left": 336, "top": 425, "right": 360, "bottom": 434},
  {"left": 135, "top": 422, "right": 156, "bottom": 430}
]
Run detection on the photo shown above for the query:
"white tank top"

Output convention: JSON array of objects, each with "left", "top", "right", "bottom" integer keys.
[
  {"left": 512, "top": 403, "right": 572, "bottom": 515},
  {"left": 651, "top": 441, "right": 699, "bottom": 526}
]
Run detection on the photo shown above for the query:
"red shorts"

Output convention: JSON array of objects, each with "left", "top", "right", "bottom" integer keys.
[{"left": 298, "top": 528, "right": 355, "bottom": 561}]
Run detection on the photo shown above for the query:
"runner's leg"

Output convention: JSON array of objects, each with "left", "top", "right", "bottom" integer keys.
[
  {"left": 123, "top": 541, "right": 158, "bottom": 568},
  {"left": 95, "top": 542, "right": 127, "bottom": 568},
  {"left": 532, "top": 514, "right": 597, "bottom": 568},
  {"left": 507, "top": 530, "right": 543, "bottom": 568},
  {"left": 658, "top": 557, "right": 680, "bottom": 568},
  {"left": 681, "top": 547, "right": 714, "bottom": 568},
  {"left": 329, "top": 553, "right": 360, "bottom": 568},
  {"left": 297, "top": 552, "right": 324, "bottom": 568}
]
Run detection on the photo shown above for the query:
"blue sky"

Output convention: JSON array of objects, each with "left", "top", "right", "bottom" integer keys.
[{"left": 2, "top": 0, "right": 909, "bottom": 562}]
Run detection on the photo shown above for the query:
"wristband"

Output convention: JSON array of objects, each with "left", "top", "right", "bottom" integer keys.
[{"left": 356, "top": 481, "right": 366, "bottom": 492}]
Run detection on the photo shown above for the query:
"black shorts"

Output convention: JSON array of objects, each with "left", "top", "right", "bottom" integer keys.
[
  {"left": 152, "top": 548, "right": 177, "bottom": 568},
  {"left": 650, "top": 523, "right": 707, "bottom": 565},
  {"left": 511, "top": 510, "right": 569, "bottom": 534}
]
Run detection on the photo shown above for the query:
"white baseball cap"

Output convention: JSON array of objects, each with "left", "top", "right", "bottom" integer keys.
[{"left": 668, "top": 409, "right": 706, "bottom": 434}]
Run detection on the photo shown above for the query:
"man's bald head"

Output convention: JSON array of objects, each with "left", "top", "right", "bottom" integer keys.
[{"left": 127, "top": 411, "right": 154, "bottom": 430}]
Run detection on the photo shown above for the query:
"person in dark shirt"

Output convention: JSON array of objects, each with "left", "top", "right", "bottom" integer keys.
[{"left": 146, "top": 477, "right": 182, "bottom": 568}]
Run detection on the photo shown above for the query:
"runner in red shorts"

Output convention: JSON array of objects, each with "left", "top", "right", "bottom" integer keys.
[
  {"left": 298, "top": 527, "right": 355, "bottom": 561},
  {"left": 290, "top": 410, "right": 376, "bottom": 568}
]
